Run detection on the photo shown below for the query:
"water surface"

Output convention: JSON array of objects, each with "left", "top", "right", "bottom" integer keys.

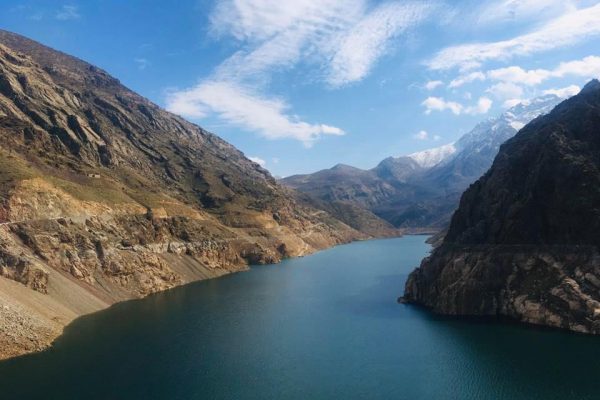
[{"left": 1, "top": 236, "right": 599, "bottom": 399}]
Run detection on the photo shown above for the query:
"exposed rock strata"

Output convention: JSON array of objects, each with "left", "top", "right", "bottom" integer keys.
[
  {"left": 404, "top": 80, "right": 600, "bottom": 333},
  {"left": 0, "top": 30, "right": 389, "bottom": 359}
]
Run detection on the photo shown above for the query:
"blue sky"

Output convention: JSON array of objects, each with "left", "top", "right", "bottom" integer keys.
[{"left": 2, "top": 0, "right": 600, "bottom": 177}]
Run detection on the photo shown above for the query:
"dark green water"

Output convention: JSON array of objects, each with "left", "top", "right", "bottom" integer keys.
[{"left": 1, "top": 236, "right": 599, "bottom": 399}]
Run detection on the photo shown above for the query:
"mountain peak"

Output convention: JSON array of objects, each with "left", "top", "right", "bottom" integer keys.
[
  {"left": 407, "top": 143, "right": 457, "bottom": 168},
  {"left": 581, "top": 79, "right": 600, "bottom": 94},
  {"left": 331, "top": 163, "right": 358, "bottom": 171}
]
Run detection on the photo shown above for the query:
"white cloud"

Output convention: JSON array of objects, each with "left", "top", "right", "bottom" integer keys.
[
  {"left": 428, "top": 3, "right": 600, "bottom": 70},
  {"left": 422, "top": 97, "right": 463, "bottom": 115},
  {"left": 413, "top": 130, "right": 429, "bottom": 140},
  {"left": 209, "top": 0, "right": 431, "bottom": 87},
  {"left": 448, "top": 71, "right": 485, "bottom": 88},
  {"left": 476, "top": 0, "right": 576, "bottom": 26},
  {"left": 248, "top": 157, "right": 267, "bottom": 167},
  {"left": 554, "top": 56, "right": 600, "bottom": 78},
  {"left": 422, "top": 96, "right": 492, "bottom": 116},
  {"left": 169, "top": 0, "right": 433, "bottom": 145},
  {"left": 210, "top": 0, "right": 355, "bottom": 41},
  {"left": 327, "top": 2, "right": 432, "bottom": 87},
  {"left": 56, "top": 5, "right": 80, "bottom": 20},
  {"left": 487, "top": 66, "right": 549, "bottom": 86},
  {"left": 486, "top": 82, "right": 524, "bottom": 100},
  {"left": 166, "top": 81, "right": 344, "bottom": 147},
  {"left": 425, "top": 80, "right": 443, "bottom": 90},
  {"left": 464, "top": 97, "right": 493, "bottom": 115},
  {"left": 412, "top": 131, "right": 442, "bottom": 141},
  {"left": 486, "top": 56, "right": 600, "bottom": 87},
  {"left": 445, "top": 55, "right": 600, "bottom": 103},
  {"left": 543, "top": 85, "right": 581, "bottom": 98}
]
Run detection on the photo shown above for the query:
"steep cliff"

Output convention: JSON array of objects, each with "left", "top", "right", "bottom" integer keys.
[
  {"left": 0, "top": 30, "right": 374, "bottom": 359},
  {"left": 403, "top": 80, "right": 600, "bottom": 334}
]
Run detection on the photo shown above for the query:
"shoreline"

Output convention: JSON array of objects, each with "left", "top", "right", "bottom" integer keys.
[{"left": 0, "top": 231, "right": 404, "bottom": 362}]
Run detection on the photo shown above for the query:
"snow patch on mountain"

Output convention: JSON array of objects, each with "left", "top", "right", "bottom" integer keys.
[
  {"left": 408, "top": 143, "right": 457, "bottom": 168},
  {"left": 406, "top": 94, "right": 563, "bottom": 171}
]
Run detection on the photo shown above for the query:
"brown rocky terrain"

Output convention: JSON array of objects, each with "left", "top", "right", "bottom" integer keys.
[
  {"left": 0, "top": 30, "right": 398, "bottom": 360},
  {"left": 403, "top": 80, "right": 600, "bottom": 334}
]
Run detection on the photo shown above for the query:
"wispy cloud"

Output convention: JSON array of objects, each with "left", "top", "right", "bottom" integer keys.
[
  {"left": 208, "top": 0, "right": 430, "bottom": 86},
  {"left": 543, "top": 85, "right": 581, "bottom": 98},
  {"left": 475, "top": 0, "right": 576, "bottom": 26},
  {"left": 134, "top": 58, "right": 150, "bottom": 71},
  {"left": 413, "top": 130, "right": 442, "bottom": 141},
  {"left": 422, "top": 97, "right": 463, "bottom": 115},
  {"left": 56, "top": 5, "right": 80, "bottom": 20},
  {"left": 327, "top": 2, "right": 432, "bottom": 87},
  {"left": 428, "top": 3, "right": 600, "bottom": 71},
  {"left": 167, "top": 81, "right": 344, "bottom": 147},
  {"left": 486, "top": 82, "right": 524, "bottom": 100},
  {"left": 424, "top": 80, "right": 443, "bottom": 90},
  {"left": 488, "top": 56, "right": 600, "bottom": 86},
  {"left": 487, "top": 66, "right": 549, "bottom": 86},
  {"left": 167, "top": 0, "right": 433, "bottom": 145},
  {"left": 464, "top": 96, "right": 492, "bottom": 115},
  {"left": 422, "top": 96, "right": 492, "bottom": 115},
  {"left": 413, "top": 130, "right": 430, "bottom": 140},
  {"left": 448, "top": 71, "right": 485, "bottom": 88}
]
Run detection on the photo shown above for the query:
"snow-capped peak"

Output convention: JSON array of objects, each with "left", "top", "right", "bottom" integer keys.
[
  {"left": 408, "top": 143, "right": 457, "bottom": 168},
  {"left": 405, "top": 94, "right": 564, "bottom": 171}
]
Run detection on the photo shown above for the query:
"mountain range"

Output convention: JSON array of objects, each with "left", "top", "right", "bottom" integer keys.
[
  {"left": 282, "top": 94, "right": 563, "bottom": 229},
  {"left": 404, "top": 79, "right": 600, "bottom": 334},
  {"left": 0, "top": 30, "right": 401, "bottom": 360}
]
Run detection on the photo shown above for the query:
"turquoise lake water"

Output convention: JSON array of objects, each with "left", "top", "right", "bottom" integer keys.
[{"left": 0, "top": 235, "right": 599, "bottom": 399}]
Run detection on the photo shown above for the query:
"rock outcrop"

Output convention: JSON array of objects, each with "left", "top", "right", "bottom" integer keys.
[
  {"left": 0, "top": 30, "right": 386, "bottom": 359},
  {"left": 403, "top": 80, "right": 600, "bottom": 333}
]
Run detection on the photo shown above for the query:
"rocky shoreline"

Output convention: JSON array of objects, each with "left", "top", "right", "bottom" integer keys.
[
  {"left": 0, "top": 30, "right": 402, "bottom": 361},
  {"left": 0, "top": 213, "right": 381, "bottom": 361},
  {"left": 402, "top": 80, "right": 600, "bottom": 334},
  {"left": 403, "top": 245, "right": 600, "bottom": 334}
]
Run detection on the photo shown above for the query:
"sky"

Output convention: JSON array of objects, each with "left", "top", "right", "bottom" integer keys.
[{"left": 1, "top": 0, "right": 600, "bottom": 177}]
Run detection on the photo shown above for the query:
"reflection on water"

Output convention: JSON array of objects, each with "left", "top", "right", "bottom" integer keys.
[{"left": 0, "top": 236, "right": 598, "bottom": 400}]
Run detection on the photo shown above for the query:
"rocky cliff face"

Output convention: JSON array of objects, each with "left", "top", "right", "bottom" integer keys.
[
  {"left": 403, "top": 80, "right": 600, "bottom": 334},
  {"left": 0, "top": 30, "right": 375, "bottom": 359}
]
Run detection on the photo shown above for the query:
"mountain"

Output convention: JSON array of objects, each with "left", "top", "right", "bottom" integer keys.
[
  {"left": 0, "top": 30, "right": 385, "bottom": 359},
  {"left": 421, "top": 94, "right": 562, "bottom": 194},
  {"left": 282, "top": 94, "right": 563, "bottom": 229},
  {"left": 407, "top": 143, "right": 457, "bottom": 169},
  {"left": 403, "top": 80, "right": 600, "bottom": 334}
]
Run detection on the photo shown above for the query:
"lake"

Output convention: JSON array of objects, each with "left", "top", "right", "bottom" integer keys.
[{"left": 0, "top": 235, "right": 599, "bottom": 399}]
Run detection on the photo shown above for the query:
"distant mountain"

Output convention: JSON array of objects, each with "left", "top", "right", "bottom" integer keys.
[
  {"left": 282, "top": 94, "right": 563, "bottom": 229},
  {"left": 403, "top": 80, "right": 600, "bottom": 334},
  {"left": 408, "top": 143, "right": 457, "bottom": 168},
  {"left": 423, "top": 94, "right": 562, "bottom": 193}
]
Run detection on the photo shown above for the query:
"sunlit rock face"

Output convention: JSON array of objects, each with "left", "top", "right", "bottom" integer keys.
[{"left": 0, "top": 29, "right": 371, "bottom": 359}]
